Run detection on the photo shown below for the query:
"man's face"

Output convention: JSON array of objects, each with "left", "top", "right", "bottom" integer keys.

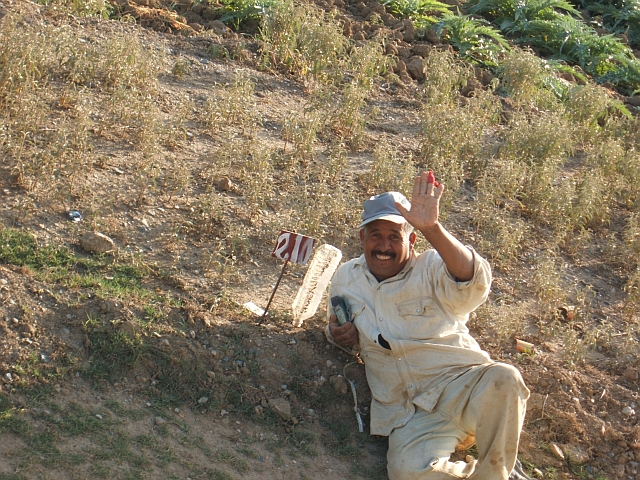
[{"left": 360, "top": 220, "right": 416, "bottom": 281}]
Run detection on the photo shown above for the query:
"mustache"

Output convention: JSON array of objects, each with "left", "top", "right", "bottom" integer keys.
[{"left": 372, "top": 250, "right": 396, "bottom": 258}]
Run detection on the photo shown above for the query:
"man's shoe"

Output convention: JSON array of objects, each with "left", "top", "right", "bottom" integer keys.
[{"left": 509, "top": 459, "right": 532, "bottom": 480}]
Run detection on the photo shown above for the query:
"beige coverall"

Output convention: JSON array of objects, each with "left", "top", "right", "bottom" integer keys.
[{"left": 327, "top": 248, "right": 530, "bottom": 479}]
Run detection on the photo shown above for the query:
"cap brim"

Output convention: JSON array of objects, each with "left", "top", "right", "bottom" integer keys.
[{"left": 358, "top": 214, "right": 407, "bottom": 229}]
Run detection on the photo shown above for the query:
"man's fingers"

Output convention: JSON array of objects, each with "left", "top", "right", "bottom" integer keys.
[{"left": 395, "top": 200, "right": 409, "bottom": 217}]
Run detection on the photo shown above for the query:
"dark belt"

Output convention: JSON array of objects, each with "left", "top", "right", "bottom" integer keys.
[{"left": 378, "top": 334, "right": 391, "bottom": 350}]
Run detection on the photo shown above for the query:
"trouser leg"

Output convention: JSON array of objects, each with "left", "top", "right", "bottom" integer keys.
[
  {"left": 386, "top": 363, "right": 529, "bottom": 480},
  {"left": 463, "top": 363, "right": 529, "bottom": 480},
  {"left": 387, "top": 408, "right": 474, "bottom": 480}
]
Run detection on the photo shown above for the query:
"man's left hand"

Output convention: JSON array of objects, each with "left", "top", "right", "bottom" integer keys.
[{"left": 395, "top": 171, "right": 444, "bottom": 232}]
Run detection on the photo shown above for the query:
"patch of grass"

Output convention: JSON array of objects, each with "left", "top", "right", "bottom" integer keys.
[
  {"left": 211, "top": 448, "right": 249, "bottom": 474},
  {"left": 207, "top": 469, "right": 235, "bottom": 480},
  {"left": 52, "top": 402, "right": 114, "bottom": 437},
  {"left": 0, "top": 226, "right": 152, "bottom": 298},
  {"left": 83, "top": 327, "right": 145, "bottom": 385},
  {"left": 285, "top": 430, "right": 317, "bottom": 457},
  {"left": 0, "top": 396, "right": 31, "bottom": 436},
  {"left": 322, "top": 419, "right": 361, "bottom": 458}
]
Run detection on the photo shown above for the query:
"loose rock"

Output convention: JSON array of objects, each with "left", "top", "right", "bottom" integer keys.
[
  {"left": 80, "top": 232, "right": 116, "bottom": 254},
  {"left": 267, "top": 397, "right": 292, "bottom": 422}
]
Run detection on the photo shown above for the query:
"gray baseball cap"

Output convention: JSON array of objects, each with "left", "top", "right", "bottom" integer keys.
[{"left": 358, "top": 192, "right": 410, "bottom": 229}]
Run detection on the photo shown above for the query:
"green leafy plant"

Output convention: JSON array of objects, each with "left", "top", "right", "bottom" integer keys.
[
  {"left": 577, "top": 0, "right": 640, "bottom": 49},
  {"left": 467, "top": 0, "right": 640, "bottom": 91},
  {"left": 382, "top": 0, "right": 452, "bottom": 29},
  {"left": 435, "top": 13, "right": 510, "bottom": 67},
  {"left": 218, "top": 0, "right": 276, "bottom": 29}
]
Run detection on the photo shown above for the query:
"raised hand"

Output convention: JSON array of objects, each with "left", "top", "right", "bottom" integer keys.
[{"left": 395, "top": 171, "right": 444, "bottom": 232}]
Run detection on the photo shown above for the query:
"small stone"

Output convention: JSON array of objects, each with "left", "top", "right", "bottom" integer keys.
[
  {"left": 622, "top": 406, "right": 636, "bottom": 416},
  {"left": 161, "top": 339, "right": 170, "bottom": 346},
  {"left": 405, "top": 56, "right": 426, "bottom": 82},
  {"left": 189, "top": 330, "right": 196, "bottom": 339},
  {"left": 329, "top": 375, "right": 348, "bottom": 395},
  {"left": 118, "top": 320, "right": 139, "bottom": 337},
  {"left": 267, "top": 397, "right": 292, "bottom": 421},
  {"left": 623, "top": 368, "right": 638, "bottom": 381},
  {"left": 206, "top": 371, "right": 216, "bottom": 379},
  {"left": 214, "top": 177, "right": 232, "bottom": 192},
  {"left": 197, "top": 396, "right": 208, "bottom": 404},
  {"left": 154, "top": 416, "right": 166, "bottom": 425},
  {"left": 96, "top": 414, "right": 103, "bottom": 420},
  {"left": 3, "top": 372, "right": 13, "bottom": 383},
  {"left": 79, "top": 232, "right": 116, "bottom": 254},
  {"left": 412, "top": 44, "right": 430, "bottom": 58},
  {"left": 561, "top": 444, "right": 589, "bottom": 464},
  {"left": 550, "top": 443, "right": 565, "bottom": 460}
]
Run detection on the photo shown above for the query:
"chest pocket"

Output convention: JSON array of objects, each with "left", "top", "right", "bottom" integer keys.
[{"left": 396, "top": 296, "right": 454, "bottom": 340}]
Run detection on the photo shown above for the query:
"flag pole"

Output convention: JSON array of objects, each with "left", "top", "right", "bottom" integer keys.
[{"left": 259, "top": 260, "right": 289, "bottom": 324}]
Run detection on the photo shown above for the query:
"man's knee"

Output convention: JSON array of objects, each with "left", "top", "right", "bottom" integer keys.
[{"left": 482, "top": 363, "right": 529, "bottom": 400}]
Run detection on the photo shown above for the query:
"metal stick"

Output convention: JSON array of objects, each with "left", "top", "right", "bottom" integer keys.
[{"left": 259, "top": 260, "right": 288, "bottom": 323}]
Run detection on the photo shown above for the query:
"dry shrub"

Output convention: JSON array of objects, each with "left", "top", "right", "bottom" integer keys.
[
  {"left": 475, "top": 300, "right": 530, "bottom": 345},
  {"left": 474, "top": 157, "right": 530, "bottom": 265},
  {"left": 202, "top": 73, "right": 260, "bottom": 134},
  {"left": 259, "top": 0, "right": 348, "bottom": 88},
  {"left": 421, "top": 49, "right": 472, "bottom": 106},
  {"left": 564, "top": 83, "right": 612, "bottom": 145},
  {"left": 63, "top": 30, "right": 161, "bottom": 90},
  {"left": 361, "top": 143, "right": 416, "bottom": 196},
  {"left": 498, "top": 48, "right": 561, "bottom": 111},
  {"left": 624, "top": 267, "right": 640, "bottom": 323},
  {"left": 326, "top": 39, "right": 392, "bottom": 143},
  {"left": 474, "top": 205, "right": 529, "bottom": 270},
  {"left": 419, "top": 50, "right": 500, "bottom": 190},
  {"left": 624, "top": 213, "right": 640, "bottom": 258},
  {"left": 420, "top": 91, "right": 501, "bottom": 191},
  {"left": 241, "top": 145, "right": 276, "bottom": 218},
  {"left": 282, "top": 110, "right": 324, "bottom": 164}
]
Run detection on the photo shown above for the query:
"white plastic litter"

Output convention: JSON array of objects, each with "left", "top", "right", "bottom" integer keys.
[{"left": 292, "top": 244, "right": 342, "bottom": 327}]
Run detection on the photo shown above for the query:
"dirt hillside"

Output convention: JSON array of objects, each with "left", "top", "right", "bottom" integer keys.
[{"left": 1, "top": 0, "right": 640, "bottom": 479}]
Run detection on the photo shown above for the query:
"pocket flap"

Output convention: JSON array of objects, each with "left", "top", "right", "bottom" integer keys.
[{"left": 397, "top": 297, "right": 431, "bottom": 316}]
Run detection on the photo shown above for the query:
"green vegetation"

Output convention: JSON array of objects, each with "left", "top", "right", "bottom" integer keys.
[
  {"left": 0, "top": 227, "right": 149, "bottom": 297},
  {"left": 382, "top": 0, "right": 640, "bottom": 91}
]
